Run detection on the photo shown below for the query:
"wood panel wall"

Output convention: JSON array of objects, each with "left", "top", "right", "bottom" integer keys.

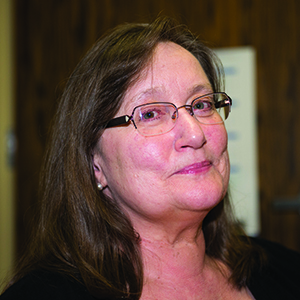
[{"left": 14, "top": 0, "right": 300, "bottom": 256}]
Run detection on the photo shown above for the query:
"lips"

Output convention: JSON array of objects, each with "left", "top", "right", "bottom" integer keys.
[{"left": 175, "top": 161, "right": 212, "bottom": 175}]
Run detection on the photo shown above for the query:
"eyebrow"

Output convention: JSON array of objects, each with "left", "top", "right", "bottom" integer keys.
[
  {"left": 188, "top": 84, "right": 213, "bottom": 96},
  {"left": 136, "top": 84, "right": 213, "bottom": 100},
  {"left": 126, "top": 83, "right": 213, "bottom": 112},
  {"left": 137, "top": 87, "right": 164, "bottom": 98},
  {"left": 128, "top": 87, "right": 165, "bottom": 107}
]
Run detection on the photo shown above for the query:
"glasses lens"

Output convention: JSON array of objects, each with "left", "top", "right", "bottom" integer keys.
[
  {"left": 133, "top": 103, "right": 177, "bottom": 136},
  {"left": 193, "top": 93, "right": 231, "bottom": 124}
]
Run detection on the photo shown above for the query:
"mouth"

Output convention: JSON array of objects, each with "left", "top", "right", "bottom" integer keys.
[{"left": 175, "top": 161, "right": 212, "bottom": 175}]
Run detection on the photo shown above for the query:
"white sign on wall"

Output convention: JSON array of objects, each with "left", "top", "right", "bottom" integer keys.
[{"left": 214, "top": 47, "right": 260, "bottom": 236}]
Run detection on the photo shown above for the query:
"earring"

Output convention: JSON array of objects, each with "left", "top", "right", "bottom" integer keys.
[{"left": 97, "top": 183, "right": 103, "bottom": 191}]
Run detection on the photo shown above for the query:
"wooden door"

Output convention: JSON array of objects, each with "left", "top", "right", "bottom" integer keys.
[{"left": 14, "top": 0, "right": 300, "bottom": 257}]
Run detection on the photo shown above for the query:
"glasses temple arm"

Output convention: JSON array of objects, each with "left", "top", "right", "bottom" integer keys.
[
  {"left": 215, "top": 97, "right": 232, "bottom": 109},
  {"left": 105, "top": 115, "right": 131, "bottom": 128}
]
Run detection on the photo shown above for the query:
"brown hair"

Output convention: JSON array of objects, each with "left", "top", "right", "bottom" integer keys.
[{"left": 6, "top": 16, "right": 264, "bottom": 298}]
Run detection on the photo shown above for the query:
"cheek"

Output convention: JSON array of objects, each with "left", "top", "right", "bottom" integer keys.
[
  {"left": 206, "top": 126, "right": 230, "bottom": 179},
  {"left": 100, "top": 133, "right": 174, "bottom": 206},
  {"left": 205, "top": 125, "right": 228, "bottom": 154},
  {"left": 127, "top": 137, "right": 171, "bottom": 171},
  {"left": 102, "top": 131, "right": 172, "bottom": 179}
]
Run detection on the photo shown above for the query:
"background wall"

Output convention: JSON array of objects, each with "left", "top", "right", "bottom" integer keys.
[
  {"left": 0, "top": 0, "right": 15, "bottom": 285},
  {"left": 2, "top": 0, "right": 300, "bottom": 286}
]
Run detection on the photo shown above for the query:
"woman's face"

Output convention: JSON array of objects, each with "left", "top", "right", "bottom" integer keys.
[{"left": 93, "top": 42, "right": 230, "bottom": 229}]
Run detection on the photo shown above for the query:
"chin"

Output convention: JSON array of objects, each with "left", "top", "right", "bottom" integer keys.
[{"left": 176, "top": 187, "right": 226, "bottom": 212}]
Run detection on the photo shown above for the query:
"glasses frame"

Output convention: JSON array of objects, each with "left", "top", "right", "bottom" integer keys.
[{"left": 105, "top": 92, "right": 232, "bottom": 135}]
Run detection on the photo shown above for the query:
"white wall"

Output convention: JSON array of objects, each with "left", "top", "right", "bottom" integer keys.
[
  {"left": 0, "top": 0, "right": 15, "bottom": 287},
  {"left": 215, "top": 47, "right": 260, "bottom": 236}
]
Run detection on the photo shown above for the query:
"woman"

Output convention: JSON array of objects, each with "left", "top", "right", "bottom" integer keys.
[{"left": 1, "top": 17, "right": 300, "bottom": 300}]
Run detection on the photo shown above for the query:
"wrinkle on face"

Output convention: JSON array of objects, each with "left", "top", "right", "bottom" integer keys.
[{"left": 94, "top": 42, "right": 230, "bottom": 240}]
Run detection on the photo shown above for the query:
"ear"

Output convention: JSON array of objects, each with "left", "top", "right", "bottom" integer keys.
[{"left": 92, "top": 152, "right": 108, "bottom": 189}]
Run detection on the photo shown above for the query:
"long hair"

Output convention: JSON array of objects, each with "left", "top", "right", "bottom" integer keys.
[{"left": 6, "top": 16, "right": 264, "bottom": 298}]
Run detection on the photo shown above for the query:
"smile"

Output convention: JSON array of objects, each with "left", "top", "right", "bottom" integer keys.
[{"left": 175, "top": 161, "right": 212, "bottom": 175}]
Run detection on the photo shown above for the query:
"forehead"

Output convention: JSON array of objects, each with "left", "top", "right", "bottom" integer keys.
[{"left": 121, "top": 42, "right": 212, "bottom": 111}]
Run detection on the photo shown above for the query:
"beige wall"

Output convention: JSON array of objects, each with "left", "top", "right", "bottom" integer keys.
[{"left": 0, "top": 0, "right": 15, "bottom": 287}]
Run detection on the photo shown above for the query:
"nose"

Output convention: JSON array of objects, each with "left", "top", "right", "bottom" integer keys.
[{"left": 174, "top": 107, "right": 207, "bottom": 151}]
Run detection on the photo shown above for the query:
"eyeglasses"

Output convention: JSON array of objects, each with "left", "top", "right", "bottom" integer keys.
[{"left": 105, "top": 92, "right": 232, "bottom": 136}]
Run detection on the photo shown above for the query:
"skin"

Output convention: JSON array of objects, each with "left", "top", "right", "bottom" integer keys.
[
  {"left": 94, "top": 42, "right": 230, "bottom": 237},
  {"left": 93, "top": 42, "right": 252, "bottom": 299}
]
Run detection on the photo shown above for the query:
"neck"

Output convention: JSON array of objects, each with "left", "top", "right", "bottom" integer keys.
[
  {"left": 140, "top": 228, "right": 207, "bottom": 281},
  {"left": 135, "top": 217, "right": 238, "bottom": 299}
]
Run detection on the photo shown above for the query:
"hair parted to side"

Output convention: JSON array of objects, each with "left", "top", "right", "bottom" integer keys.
[{"left": 6, "top": 16, "right": 264, "bottom": 299}]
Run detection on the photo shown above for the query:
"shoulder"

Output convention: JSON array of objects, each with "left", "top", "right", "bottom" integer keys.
[
  {"left": 248, "top": 237, "right": 300, "bottom": 300},
  {"left": 0, "top": 269, "right": 96, "bottom": 300}
]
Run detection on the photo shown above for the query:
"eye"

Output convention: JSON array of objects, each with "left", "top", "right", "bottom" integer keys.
[
  {"left": 134, "top": 103, "right": 175, "bottom": 127},
  {"left": 192, "top": 96, "right": 215, "bottom": 118},
  {"left": 138, "top": 106, "right": 169, "bottom": 123},
  {"left": 193, "top": 100, "right": 213, "bottom": 111},
  {"left": 140, "top": 108, "right": 162, "bottom": 121},
  {"left": 142, "top": 109, "right": 159, "bottom": 120}
]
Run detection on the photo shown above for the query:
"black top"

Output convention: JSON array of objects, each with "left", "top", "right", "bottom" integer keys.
[
  {"left": 248, "top": 238, "right": 300, "bottom": 300},
  {"left": 1, "top": 238, "right": 300, "bottom": 299},
  {"left": 0, "top": 270, "right": 96, "bottom": 300}
]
